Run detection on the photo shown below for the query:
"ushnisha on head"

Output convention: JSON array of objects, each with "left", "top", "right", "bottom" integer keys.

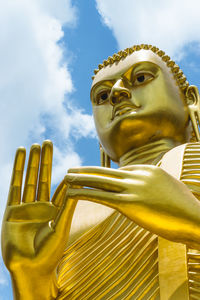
[{"left": 90, "top": 44, "right": 200, "bottom": 163}]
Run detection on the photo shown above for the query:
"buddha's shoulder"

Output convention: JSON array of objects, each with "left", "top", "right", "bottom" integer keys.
[
  {"left": 161, "top": 142, "right": 200, "bottom": 178},
  {"left": 162, "top": 142, "right": 200, "bottom": 163}
]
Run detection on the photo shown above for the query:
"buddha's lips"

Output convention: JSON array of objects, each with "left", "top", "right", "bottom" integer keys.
[{"left": 112, "top": 103, "right": 139, "bottom": 120}]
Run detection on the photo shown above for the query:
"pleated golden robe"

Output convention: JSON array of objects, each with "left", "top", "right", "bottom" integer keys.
[{"left": 56, "top": 143, "right": 200, "bottom": 300}]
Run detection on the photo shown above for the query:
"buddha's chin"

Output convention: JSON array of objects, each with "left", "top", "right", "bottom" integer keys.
[
  {"left": 99, "top": 124, "right": 153, "bottom": 162},
  {"left": 108, "top": 113, "right": 147, "bottom": 138},
  {"left": 99, "top": 118, "right": 184, "bottom": 162}
]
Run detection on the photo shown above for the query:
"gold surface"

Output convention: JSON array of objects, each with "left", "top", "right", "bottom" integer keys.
[
  {"left": 2, "top": 45, "right": 200, "bottom": 299},
  {"left": 158, "top": 144, "right": 189, "bottom": 300},
  {"left": 158, "top": 238, "right": 189, "bottom": 300},
  {"left": 57, "top": 213, "right": 159, "bottom": 300},
  {"left": 181, "top": 143, "right": 200, "bottom": 300}
]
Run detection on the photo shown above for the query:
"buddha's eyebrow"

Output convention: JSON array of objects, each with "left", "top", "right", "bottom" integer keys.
[
  {"left": 90, "top": 80, "right": 114, "bottom": 97},
  {"left": 123, "top": 61, "right": 160, "bottom": 82}
]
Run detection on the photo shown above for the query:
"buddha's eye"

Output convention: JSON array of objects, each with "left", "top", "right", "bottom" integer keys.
[
  {"left": 96, "top": 90, "right": 110, "bottom": 104},
  {"left": 134, "top": 73, "right": 154, "bottom": 86},
  {"left": 137, "top": 75, "right": 145, "bottom": 83}
]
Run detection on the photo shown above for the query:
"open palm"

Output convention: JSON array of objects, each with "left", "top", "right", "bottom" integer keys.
[{"left": 1, "top": 141, "right": 76, "bottom": 278}]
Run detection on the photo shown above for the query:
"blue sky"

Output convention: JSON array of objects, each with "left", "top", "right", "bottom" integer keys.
[{"left": 1, "top": 0, "right": 200, "bottom": 298}]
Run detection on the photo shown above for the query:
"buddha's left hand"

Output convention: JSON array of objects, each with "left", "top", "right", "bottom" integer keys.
[{"left": 65, "top": 165, "right": 200, "bottom": 249}]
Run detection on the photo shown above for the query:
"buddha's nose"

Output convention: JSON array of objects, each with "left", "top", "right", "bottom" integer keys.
[{"left": 109, "top": 79, "right": 131, "bottom": 106}]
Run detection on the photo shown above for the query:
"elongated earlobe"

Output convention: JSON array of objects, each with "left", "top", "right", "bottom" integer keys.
[
  {"left": 185, "top": 85, "right": 200, "bottom": 141},
  {"left": 100, "top": 144, "right": 111, "bottom": 167}
]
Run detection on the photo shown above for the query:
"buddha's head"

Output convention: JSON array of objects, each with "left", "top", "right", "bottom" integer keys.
[{"left": 90, "top": 45, "right": 200, "bottom": 162}]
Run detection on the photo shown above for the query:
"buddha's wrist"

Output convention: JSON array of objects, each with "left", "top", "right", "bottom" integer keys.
[{"left": 10, "top": 267, "right": 58, "bottom": 300}]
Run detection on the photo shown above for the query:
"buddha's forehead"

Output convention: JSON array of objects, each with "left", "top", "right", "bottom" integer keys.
[{"left": 92, "top": 50, "right": 167, "bottom": 88}]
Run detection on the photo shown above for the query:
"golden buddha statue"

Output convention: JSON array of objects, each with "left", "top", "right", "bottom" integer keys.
[{"left": 2, "top": 44, "right": 200, "bottom": 300}]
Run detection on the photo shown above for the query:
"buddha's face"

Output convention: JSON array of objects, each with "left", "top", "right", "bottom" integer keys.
[{"left": 91, "top": 50, "right": 190, "bottom": 162}]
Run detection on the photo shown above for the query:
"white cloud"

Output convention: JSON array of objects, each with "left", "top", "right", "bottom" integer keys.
[
  {"left": 52, "top": 145, "right": 82, "bottom": 185},
  {"left": 0, "top": 0, "right": 95, "bottom": 201},
  {"left": 96, "top": 0, "right": 200, "bottom": 59},
  {"left": 0, "top": 0, "right": 95, "bottom": 286}
]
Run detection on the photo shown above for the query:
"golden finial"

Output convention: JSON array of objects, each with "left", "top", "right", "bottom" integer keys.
[
  {"left": 143, "top": 44, "right": 149, "bottom": 50},
  {"left": 178, "top": 75, "right": 187, "bottom": 84},
  {"left": 112, "top": 53, "right": 120, "bottom": 61},
  {"left": 151, "top": 46, "right": 158, "bottom": 53},
  {"left": 172, "top": 65, "right": 180, "bottom": 73},
  {"left": 121, "top": 51, "right": 128, "bottom": 58},
  {"left": 157, "top": 50, "right": 165, "bottom": 57},
  {"left": 127, "top": 48, "right": 134, "bottom": 54},
  {"left": 167, "top": 60, "right": 175, "bottom": 67},
  {"left": 175, "top": 70, "right": 183, "bottom": 78},
  {"left": 98, "top": 64, "right": 103, "bottom": 70},
  {"left": 135, "top": 45, "right": 141, "bottom": 51},
  {"left": 107, "top": 56, "right": 114, "bottom": 64},
  {"left": 103, "top": 60, "right": 109, "bottom": 67},
  {"left": 162, "top": 55, "right": 170, "bottom": 62}
]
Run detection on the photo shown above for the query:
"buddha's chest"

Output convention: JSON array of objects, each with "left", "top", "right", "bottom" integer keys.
[
  {"left": 57, "top": 211, "right": 200, "bottom": 300},
  {"left": 57, "top": 212, "right": 160, "bottom": 300}
]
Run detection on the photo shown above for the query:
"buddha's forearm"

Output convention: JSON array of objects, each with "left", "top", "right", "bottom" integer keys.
[
  {"left": 66, "top": 166, "right": 200, "bottom": 249},
  {"left": 118, "top": 192, "right": 200, "bottom": 250}
]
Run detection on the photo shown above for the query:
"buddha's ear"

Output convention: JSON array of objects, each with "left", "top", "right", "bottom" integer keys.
[
  {"left": 185, "top": 85, "right": 200, "bottom": 106},
  {"left": 185, "top": 85, "right": 200, "bottom": 141}
]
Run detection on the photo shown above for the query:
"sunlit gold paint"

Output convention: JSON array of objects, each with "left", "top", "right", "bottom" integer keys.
[{"left": 2, "top": 45, "right": 200, "bottom": 300}]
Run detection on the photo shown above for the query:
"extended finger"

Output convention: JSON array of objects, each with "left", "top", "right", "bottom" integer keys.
[
  {"left": 37, "top": 140, "right": 53, "bottom": 202},
  {"left": 65, "top": 173, "right": 125, "bottom": 192},
  {"left": 66, "top": 187, "right": 126, "bottom": 210},
  {"left": 7, "top": 147, "right": 26, "bottom": 205},
  {"left": 51, "top": 180, "right": 68, "bottom": 207},
  {"left": 68, "top": 166, "right": 132, "bottom": 179},
  {"left": 22, "top": 144, "right": 41, "bottom": 203}
]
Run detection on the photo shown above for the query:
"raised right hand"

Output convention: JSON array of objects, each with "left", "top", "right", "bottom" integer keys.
[{"left": 1, "top": 141, "right": 77, "bottom": 299}]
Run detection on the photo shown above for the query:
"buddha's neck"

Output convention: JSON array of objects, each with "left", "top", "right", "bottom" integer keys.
[{"left": 119, "top": 139, "right": 179, "bottom": 167}]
